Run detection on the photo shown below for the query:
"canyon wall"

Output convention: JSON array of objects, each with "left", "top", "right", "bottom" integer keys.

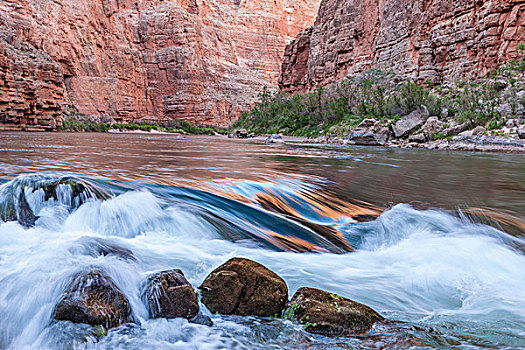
[
  {"left": 280, "top": 0, "right": 525, "bottom": 93},
  {"left": 0, "top": 28, "right": 64, "bottom": 131},
  {"left": 0, "top": 0, "right": 320, "bottom": 129}
]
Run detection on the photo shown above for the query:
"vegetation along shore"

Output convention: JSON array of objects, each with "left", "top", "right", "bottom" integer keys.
[{"left": 233, "top": 56, "right": 525, "bottom": 153}]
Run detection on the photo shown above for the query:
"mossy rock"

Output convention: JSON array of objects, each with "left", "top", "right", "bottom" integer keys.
[
  {"left": 54, "top": 270, "right": 130, "bottom": 329},
  {"left": 284, "top": 287, "right": 383, "bottom": 336},
  {"left": 199, "top": 258, "right": 288, "bottom": 317},
  {"left": 142, "top": 269, "right": 199, "bottom": 320}
]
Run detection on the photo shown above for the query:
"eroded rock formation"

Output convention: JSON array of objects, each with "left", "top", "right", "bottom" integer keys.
[
  {"left": 0, "top": 27, "right": 64, "bottom": 131},
  {"left": 0, "top": 0, "right": 321, "bottom": 129},
  {"left": 280, "top": 0, "right": 525, "bottom": 93}
]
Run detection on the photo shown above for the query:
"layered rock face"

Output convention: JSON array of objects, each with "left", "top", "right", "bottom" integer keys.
[
  {"left": 0, "top": 27, "right": 64, "bottom": 131},
  {"left": 0, "top": 0, "right": 320, "bottom": 128},
  {"left": 280, "top": 0, "right": 525, "bottom": 93}
]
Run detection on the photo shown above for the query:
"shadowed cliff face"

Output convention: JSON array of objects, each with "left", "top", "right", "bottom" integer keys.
[
  {"left": 280, "top": 0, "right": 525, "bottom": 93},
  {"left": 0, "top": 0, "right": 320, "bottom": 128}
]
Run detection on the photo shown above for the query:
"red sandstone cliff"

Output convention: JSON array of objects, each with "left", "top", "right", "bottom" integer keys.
[
  {"left": 0, "top": 0, "right": 320, "bottom": 129},
  {"left": 280, "top": 0, "right": 525, "bottom": 93},
  {"left": 0, "top": 28, "right": 64, "bottom": 131}
]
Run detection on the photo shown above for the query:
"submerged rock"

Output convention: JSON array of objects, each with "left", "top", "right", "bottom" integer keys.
[
  {"left": 199, "top": 258, "right": 288, "bottom": 317},
  {"left": 54, "top": 270, "right": 130, "bottom": 329},
  {"left": 0, "top": 174, "right": 109, "bottom": 227},
  {"left": 70, "top": 237, "right": 136, "bottom": 261},
  {"left": 283, "top": 287, "right": 383, "bottom": 336},
  {"left": 142, "top": 269, "right": 199, "bottom": 320},
  {"left": 189, "top": 313, "right": 214, "bottom": 327}
]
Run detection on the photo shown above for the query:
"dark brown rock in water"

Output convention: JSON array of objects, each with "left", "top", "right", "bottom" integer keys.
[
  {"left": 284, "top": 287, "right": 383, "bottom": 336},
  {"left": 54, "top": 270, "right": 130, "bottom": 329},
  {"left": 189, "top": 313, "right": 214, "bottom": 327},
  {"left": 142, "top": 269, "right": 199, "bottom": 320},
  {"left": 199, "top": 258, "right": 288, "bottom": 317}
]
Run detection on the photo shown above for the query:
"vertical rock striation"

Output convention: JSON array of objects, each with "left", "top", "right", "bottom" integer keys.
[
  {"left": 0, "top": 27, "right": 64, "bottom": 131},
  {"left": 0, "top": 0, "right": 321, "bottom": 129},
  {"left": 280, "top": 0, "right": 525, "bottom": 93}
]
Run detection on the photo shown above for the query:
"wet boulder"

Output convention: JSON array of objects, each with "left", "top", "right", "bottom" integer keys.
[
  {"left": 283, "top": 287, "right": 383, "bottom": 336},
  {"left": 189, "top": 313, "right": 214, "bottom": 326},
  {"left": 0, "top": 174, "right": 109, "bottom": 227},
  {"left": 142, "top": 269, "right": 199, "bottom": 320},
  {"left": 199, "top": 258, "right": 288, "bottom": 317},
  {"left": 54, "top": 270, "right": 131, "bottom": 329},
  {"left": 70, "top": 237, "right": 136, "bottom": 261},
  {"left": 39, "top": 176, "right": 109, "bottom": 203}
]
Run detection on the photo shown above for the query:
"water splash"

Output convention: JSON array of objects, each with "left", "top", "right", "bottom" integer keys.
[{"left": 0, "top": 173, "right": 524, "bottom": 349}]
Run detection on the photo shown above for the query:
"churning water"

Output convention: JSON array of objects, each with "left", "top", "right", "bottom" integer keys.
[{"left": 0, "top": 132, "right": 523, "bottom": 349}]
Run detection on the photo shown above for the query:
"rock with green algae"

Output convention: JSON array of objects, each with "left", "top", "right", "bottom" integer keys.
[
  {"left": 53, "top": 270, "right": 130, "bottom": 329},
  {"left": 284, "top": 287, "right": 383, "bottom": 336},
  {"left": 142, "top": 269, "right": 200, "bottom": 320},
  {"left": 199, "top": 258, "right": 288, "bottom": 317}
]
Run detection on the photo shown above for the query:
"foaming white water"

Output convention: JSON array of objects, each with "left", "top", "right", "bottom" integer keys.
[
  {"left": 63, "top": 190, "right": 217, "bottom": 240},
  {"left": 0, "top": 184, "right": 524, "bottom": 349}
]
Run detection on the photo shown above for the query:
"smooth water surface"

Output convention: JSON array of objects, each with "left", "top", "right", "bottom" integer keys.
[{"left": 0, "top": 132, "right": 523, "bottom": 349}]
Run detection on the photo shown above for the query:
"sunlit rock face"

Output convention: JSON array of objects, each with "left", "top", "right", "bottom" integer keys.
[
  {"left": 0, "top": 0, "right": 321, "bottom": 128},
  {"left": 279, "top": 0, "right": 524, "bottom": 93},
  {"left": 0, "top": 27, "right": 64, "bottom": 131}
]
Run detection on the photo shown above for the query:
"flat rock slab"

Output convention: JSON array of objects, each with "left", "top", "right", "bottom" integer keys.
[
  {"left": 284, "top": 287, "right": 383, "bottom": 336},
  {"left": 200, "top": 258, "right": 288, "bottom": 317},
  {"left": 392, "top": 108, "right": 429, "bottom": 138}
]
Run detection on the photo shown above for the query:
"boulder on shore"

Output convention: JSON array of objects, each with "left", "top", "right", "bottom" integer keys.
[
  {"left": 283, "top": 287, "right": 383, "bottom": 336},
  {"left": 421, "top": 116, "right": 442, "bottom": 138},
  {"left": 518, "top": 125, "right": 525, "bottom": 139},
  {"left": 392, "top": 107, "right": 429, "bottom": 138},
  {"left": 199, "top": 258, "right": 288, "bottom": 317},
  {"left": 54, "top": 270, "right": 130, "bottom": 329},
  {"left": 228, "top": 129, "right": 248, "bottom": 138},
  {"left": 265, "top": 134, "right": 284, "bottom": 144},
  {"left": 142, "top": 269, "right": 199, "bottom": 320},
  {"left": 345, "top": 118, "right": 390, "bottom": 146}
]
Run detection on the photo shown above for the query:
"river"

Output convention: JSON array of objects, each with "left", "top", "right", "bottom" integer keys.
[{"left": 0, "top": 132, "right": 524, "bottom": 349}]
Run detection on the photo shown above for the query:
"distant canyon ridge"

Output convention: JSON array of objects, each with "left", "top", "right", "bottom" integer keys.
[
  {"left": 280, "top": 0, "right": 525, "bottom": 93},
  {"left": 0, "top": 0, "right": 523, "bottom": 131}
]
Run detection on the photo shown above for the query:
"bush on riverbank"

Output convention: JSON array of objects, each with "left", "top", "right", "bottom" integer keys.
[
  {"left": 59, "top": 112, "right": 228, "bottom": 135},
  {"left": 234, "top": 56, "right": 525, "bottom": 138}
]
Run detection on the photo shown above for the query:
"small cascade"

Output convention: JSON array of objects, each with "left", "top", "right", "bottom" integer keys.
[{"left": 0, "top": 174, "right": 109, "bottom": 227}]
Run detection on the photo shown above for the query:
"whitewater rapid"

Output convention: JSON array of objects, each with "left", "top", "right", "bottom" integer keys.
[{"left": 0, "top": 174, "right": 524, "bottom": 349}]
